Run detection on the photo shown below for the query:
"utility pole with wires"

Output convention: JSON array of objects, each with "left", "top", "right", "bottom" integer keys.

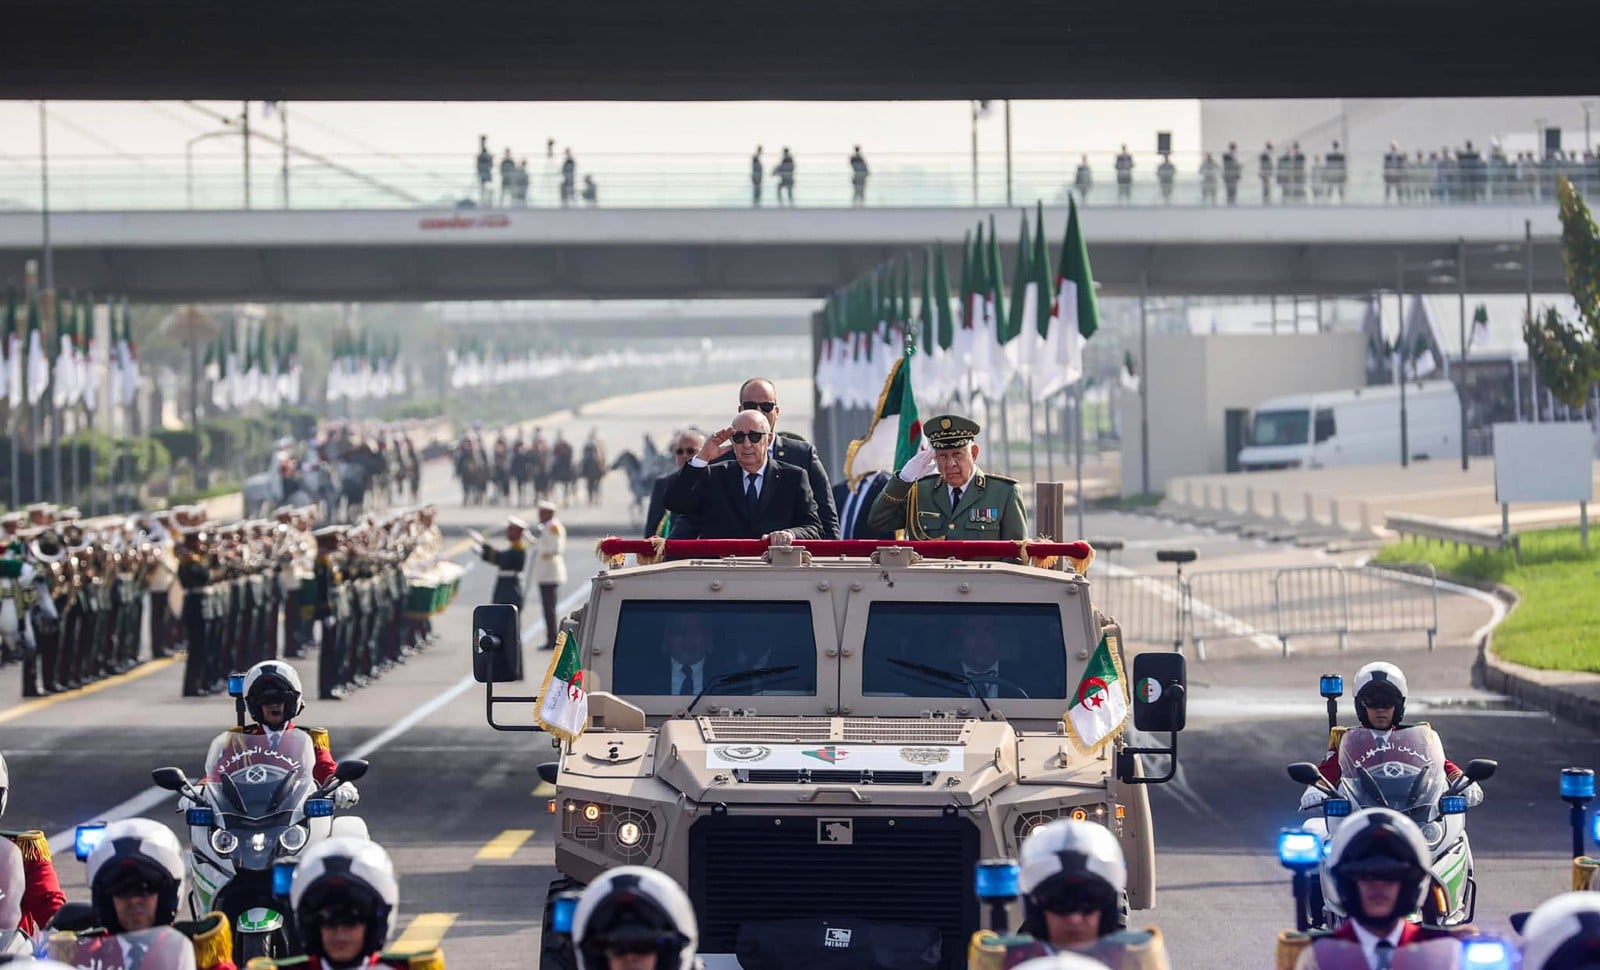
[{"left": 241, "top": 100, "right": 252, "bottom": 209}]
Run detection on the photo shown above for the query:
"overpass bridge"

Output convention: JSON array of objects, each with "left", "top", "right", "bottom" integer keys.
[{"left": 0, "top": 203, "right": 1565, "bottom": 303}]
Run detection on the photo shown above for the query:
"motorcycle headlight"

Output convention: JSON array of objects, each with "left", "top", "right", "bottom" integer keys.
[
  {"left": 278, "top": 826, "right": 309, "bottom": 853},
  {"left": 210, "top": 829, "right": 239, "bottom": 856},
  {"left": 1421, "top": 821, "right": 1447, "bottom": 849}
]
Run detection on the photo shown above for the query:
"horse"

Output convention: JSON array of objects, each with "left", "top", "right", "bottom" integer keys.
[
  {"left": 455, "top": 445, "right": 489, "bottom": 506},
  {"left": 550, "top": 441, "right": 576, "bottom": 504},
  {"left": 609, "top": 451, "right": 657, "bottom": 524},
  {"left": 580, "top": 440, "right": 606, "bottom": 506}
]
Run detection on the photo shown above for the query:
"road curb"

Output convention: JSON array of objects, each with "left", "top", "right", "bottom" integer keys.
[{"left": 1466, "top": 579, "right": 1600, "bottom": 730}]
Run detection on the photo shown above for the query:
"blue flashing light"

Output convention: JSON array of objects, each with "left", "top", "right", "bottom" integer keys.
[
  {"left": 1278, "top": 829, "right": 1322, "bottom": 869},
  {"left": 227, "top": 674, "right": 246, "bottom": 698},
  {"left": 1320, "top": 675, "right": 1344, "bottom": 698},
  {"left": 186, "top": 806, "right": 215, "bottom": 827},
  {"left": 1562, "top": 768, "right": 1597, "bottom": 801},
  {"left": 1323, "top": 798, "right": 1353, "bottom": 818},
  {"left": 304, "top": 798, "right": 334, "bottom": 818},
  {"left": 1591, "top": 812, "right": 1600, "bottom": 847},
  {"left": 1462, "top": 938, "right": 1514, "bottom": 968},
  {"left": 272, "top": 861, "right": 297, "bottom": 898},
  {"left": 74, "top": 823, "right": 107, "bottom": 862},
  {"left": 974, "top": 859, "right": 1022, "bottom": 901},
  {"left": 551, "top": 894, "right": 580, "bottom": 935},
  {"left": 1440, "top": 795, "right": 1468, "bottom": 816}
]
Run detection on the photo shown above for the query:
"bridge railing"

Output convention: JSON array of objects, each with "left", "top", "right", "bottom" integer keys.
[{"left": 0, "top": 150, "right": 1591, "bottom": 212}]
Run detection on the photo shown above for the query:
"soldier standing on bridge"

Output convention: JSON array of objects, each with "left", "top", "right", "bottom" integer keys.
[
  {"left": 1259, "top": 141, "right": 1275, "bottom": 204},
  {"left": 499, "top": 149, "right": 517, "bottom": 207},
  {"left": 849, "top": 145, "right": 870, "bottom": 206},
  {"left": 476, "top": 136, "right": 493, "bottom": 206},
  {"left": 1199, "top": 153, "right": 1219, "bottom": 205},
  {"left": 774, "top": 147, "right": 796, "bottom": 206},
  {"left": 561, "top": 149, "right": 577, "bottom": 207},
  {"left": 751, "top": 145, "right": 764, "bottom": 206},
  {"left": 1114, "top": 145, "right": 1133, "bottom": 203},
  {"left": 1325, "top": 140, "right": 1348, "bottom": 203},
  {"left": 1222, "top": 142, "right": 1242, "bottom": 205},
  {"left": 1074, "top": 155, "right": 1092, "bottom": 203}
]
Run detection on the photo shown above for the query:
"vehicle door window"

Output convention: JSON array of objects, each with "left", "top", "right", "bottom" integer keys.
[
  {"left": 610, "top": 599, "right": 818, "bottom": 697},
  {"left": 1313, "top": 408, "right": 1336, "bottom": 443},
  {"left": 861, "top": 602, "right": 1067, "bottom": 699}
]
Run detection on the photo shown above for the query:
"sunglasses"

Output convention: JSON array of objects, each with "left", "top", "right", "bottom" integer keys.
[
  {"left": 729, "top": 432, "right": 768, "bottom": 444},
  {"left": 1035, "top": 894, "right": 1105, "bottom": 916},
  {"left": 318, "top": 909, "right": 368, "bottom": 929},
  {"left": 111, "top": 884, "right": 159, "bottom": 899},
  {"left": 739, "top": 401, "right": 777, "bottom": 413},
  {"left": 673, "top": 448, "right": 698, "bottom": 456}
]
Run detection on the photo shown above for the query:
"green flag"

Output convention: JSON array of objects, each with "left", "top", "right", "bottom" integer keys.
[
  {"left": 1002, "top": 213, "right": 1030, "bottom": 346},
  {"left": 845, "top": 349, "right": 921, "bottom": 482},
  {"left": 536, "top": 629, "right": 589, "bottom": 741},
  {"left": 1033, "top": 202, "right": 1053, "bottom": 338},
  {"left": 933, "top": 241, "right": 955, "bottom": 352},
  {"left": 1065, "top": 632, "right": 1130, "bottom": 754}
]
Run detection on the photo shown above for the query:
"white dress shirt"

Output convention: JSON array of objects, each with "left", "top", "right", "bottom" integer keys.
[
  {"left": 689, "top": 456, "right": 769, "bottom": 499},
  {"left": 962, "top": 663, "right": 1000, "bottom": 698},
  {"left": 670, "top": 659, "right": 706, "bottom": 695},
  {"left": 1349, "top": 920, "right": 1404, "bottom": 969}
]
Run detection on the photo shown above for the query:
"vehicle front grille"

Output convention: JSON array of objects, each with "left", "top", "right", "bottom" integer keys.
[
  {"left": 841, "top": 719, "right": 967, "bottom": 744},
  {"left": 689, "top": 813, "right": 978, "bottom": 968},
  {"left": 701, "top": 716, "right": 970, "bottom": 744},
  {"left": 738, "top": 769, "right": 931, "bottom": 785},
  {"left": 702, "top": 717, "right": 834, "bottom": 742}
]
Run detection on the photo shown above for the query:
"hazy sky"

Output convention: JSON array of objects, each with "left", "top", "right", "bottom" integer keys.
[{"left": 0, "top": 100, "right": 1201, "bottom": 162}]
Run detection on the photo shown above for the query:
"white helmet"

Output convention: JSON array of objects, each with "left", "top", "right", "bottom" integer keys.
[
  {"left": 86, "top": 819, "right": 186, "bottom": 932},
  {"left": 1324, "top": 808, "right": 1431, "bottom": 928},
  {"left": 1352, "top": 662, "right": 1408, "bottom": 727},
  {"left": 1521, "top": 892, "right": 1600, "bottom": 970},
  {"left": 0, "top": 750, "right": 9, "bottom": 817},
  {"left": 573, "top": 866, "right": 699, "bottom": 970},
  {"left": 1018, "top": 818, "right": 1127, "bottom": 937},
  {"left": 1011, "top": 955, "right": 1114, "bottom": 970},
  {"left": 242, "top": 660, "right": 305, "bottom": 725},
  {"left": 290, "top": 838, "right": 400, "bottom": 962}
]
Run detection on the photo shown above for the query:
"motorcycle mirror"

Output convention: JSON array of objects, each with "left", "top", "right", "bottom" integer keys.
[
  {"left": 333, "top": 759, "right": 369, "bottom": 783},
  {"left": 1509, "top": 911, "right": 1531, "bottom": 935},
  {"left": 45, "top": 901, "right": 98, "bottom": 933},
  {"left": 1287, "top": 763, "right": 1332, "bottom": 791},
  {"left": 151, "top": 767, "right": 189, "bottom": 792},
  {"left": 1464, "top": 759, "right": 1497, "bottom": 783},
  {"left": 537, "top": 762, "right": 560, "bottom": 786}
]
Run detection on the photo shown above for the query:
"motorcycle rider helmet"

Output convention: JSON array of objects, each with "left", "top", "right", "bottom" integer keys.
[
  {"left": 1012, "top": 955, "right": 1123, "bottom": 970},
  {"left": 291, "top": 837, "right": 400, "bottom": 961},
  {"left": 1018, "top": 818, "right": 1127, "bottom": 939},
  {"left": 573, "top": 866, "right": 698, "bottom": 970},
  {"left": 243, "top": 660, "right": 305, "bottom": 725},
  {"left": 86, "top": 819, "right": 186, "bottom": 932},
  {"left": 1352, "top": 662, "right": 1408, "bottom": 728},
  {"left": 1325, "top": 808, "right": 1430, "bottom": 928},
  {"left": 1522, "top": 892, "right": 1600, "bottom": 970}
]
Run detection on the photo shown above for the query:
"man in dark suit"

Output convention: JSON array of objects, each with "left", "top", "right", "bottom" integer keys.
[
  {"left": 836, "top": 470, "right": 896, "bottom": 540},
  {"left": 665, "top": 410, "right": 823, "bottom": 544},
  {"left": 722, "top": 378, "right": 840, "bottom": 539},
  {"left": 644, "top": 428, "right": 705, "bottom": 538}
]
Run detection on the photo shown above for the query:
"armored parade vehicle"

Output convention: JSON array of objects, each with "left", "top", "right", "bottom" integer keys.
[{"left": 472, "top": 537, "right": 1188, "bottom": 970}]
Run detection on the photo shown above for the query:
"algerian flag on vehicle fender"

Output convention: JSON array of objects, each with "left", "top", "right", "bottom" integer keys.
[
  {"left": 536, "top": 629, "right": 589, "bottom": 741},
  {"left": 1065, "top": 632, "right": 1129, "bottom": 754}
]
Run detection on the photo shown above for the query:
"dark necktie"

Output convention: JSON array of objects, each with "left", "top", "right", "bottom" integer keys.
[
  {"left": 746, "top": 473, "right": 760, "bottom": 509},
  {"left": 1374, "top": 940, "right": 1394, "bottom": 970},
  {"left": 679, "top": 664, "right": 695, "bottom": 696},
  {"left": 126, "top": 941, "right": 148, "bottom": 970},
  {"left": 950, "top": 486, "right": 963, "bottom": 509}
]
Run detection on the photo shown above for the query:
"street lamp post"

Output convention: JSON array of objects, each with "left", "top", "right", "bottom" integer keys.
[
  {"left": 186, "top": 129, "right": 243, "bottom": 209},
  {"left": 1396, "top": 254, "right": 1409, "bottom": 468},
  {"left": 1457, "top": 237, "right": 1469, "bottom": 471}
]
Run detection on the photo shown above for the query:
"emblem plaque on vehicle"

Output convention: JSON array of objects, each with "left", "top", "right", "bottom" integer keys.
[
  {"left": 824, "top": 928, "right": 853, "bottom": 948},
  {"left": 818, "top": 818, "right": 853, "bottom": 845},
  {"left": 713, "top": 745, "right": 771, "bottom": 762}
]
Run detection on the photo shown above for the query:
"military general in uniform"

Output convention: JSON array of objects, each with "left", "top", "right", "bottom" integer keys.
[{"left": 867, "top": 414, "right": 1027, "bottom": 545}]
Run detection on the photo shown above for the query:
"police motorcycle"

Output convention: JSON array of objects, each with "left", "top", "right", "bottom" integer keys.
[
  {"left": 1287, "top": 675, "right": 1496, "bottom": 929},
  {"left": 0, "top": 838, "right": 33, "bottom": 958},
  {"left": 147, "top": 678, "right": 371, "bottom": 964}
]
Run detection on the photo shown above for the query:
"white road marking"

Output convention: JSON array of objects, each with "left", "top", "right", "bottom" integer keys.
[{"left": 47, "top": 582, "right": 589, "bottom": 855}]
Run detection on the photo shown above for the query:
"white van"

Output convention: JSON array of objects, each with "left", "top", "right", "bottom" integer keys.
[{"left": 1236, "top": 382, "right": 1461, "bottom": 471}]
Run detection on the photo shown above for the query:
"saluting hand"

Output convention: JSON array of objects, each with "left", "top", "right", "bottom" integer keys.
[
  {"left": 698, "top": 428, "right": 735, "bottom": 463},
  {"left": 898, "top": 443, "right": 937, "bottom": 483}
]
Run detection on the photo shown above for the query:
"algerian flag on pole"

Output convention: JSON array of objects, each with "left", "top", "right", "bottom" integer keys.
[
  {"left": 536, "top": 629, "right": 589, "bottom": 741},
  {"left": 1065, "top": 632, "right": 1130, "bottom": 754},
  {"left": 1468, "top": 304, "right": 1490, "bottom": 352},
  {"left": 26, "top": 292, "right": 49, "bottom": 406},
  {"left": 845, "top": 344, "right": 921, "bottom": 483},
  {"left": 1041, "top": 197, "right": 1101, "bottom": 400}
]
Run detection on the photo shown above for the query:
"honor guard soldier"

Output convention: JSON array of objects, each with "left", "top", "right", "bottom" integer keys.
[
  {"left": 0, "top": 752, "right": 67, "bottom": 936},
  {"left": 178, "top": 527, "right": 216, "bottom": 697},
  {"left": 310, "top": 526, "right": 348, "bottom": 701},
  {"left": 480, "top": 516, "right": 529, "bottom": 611},
  {"left": 867, "top": 414, "right": 1028, "bottom": 548}
]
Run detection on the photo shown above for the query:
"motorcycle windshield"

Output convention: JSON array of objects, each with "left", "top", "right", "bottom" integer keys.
[
  {"left": 1337, "top": 726, "right": 1448, "bottom": 820},
  {"left": 203, "top": 729, "right": 317, "bottom": 819},
  {"left": 0, "top": 840, "right": 23, "bottom": 931},
  {"left": 51, "top": 927, "right": 198, "bottom": 970}
]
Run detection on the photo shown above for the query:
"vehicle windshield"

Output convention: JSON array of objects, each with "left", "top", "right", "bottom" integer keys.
[
  {"left": 0, "top": 840, "right": 22, "bottom": 932},
  {"left": 50, "top": 926, "right": 198, "bottom": 970},
  {"left": 1337, "top": 726, "right": 1448, "bottom": 821},
  {"left": 610, "top": 600, "right": 818, "bottom": 697},
  {"left": 1250, "top": 409, "right": 1311, "bottom": 447},
  {"left": 202, "top": 729, "right": 317, "bottom": 819},
  {"left": 862, "top": 602, "right": 1068, "bottom": 699}
]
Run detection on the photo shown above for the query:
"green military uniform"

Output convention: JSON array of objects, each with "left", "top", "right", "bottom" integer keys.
[{"left": 867, "top": 414, "right": 1028, "bottom": 543}]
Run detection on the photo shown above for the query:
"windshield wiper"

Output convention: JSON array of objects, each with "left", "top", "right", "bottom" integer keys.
[
  {"left": 886, "top": 658, "right": 991, "bottom": 713},
  {"left": 684, "top": 665, "right": 801, "bottom": 715}
]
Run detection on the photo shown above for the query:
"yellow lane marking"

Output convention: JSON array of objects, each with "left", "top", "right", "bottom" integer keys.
[
  {"left": 0, "top": 655, "right": 180, "bottom": 725},
  {"left": 475, "top": 828, "right": 535, "bottom": 861},
  {"left": 391, "top": 912, "right": 457, "bottom": 952}
]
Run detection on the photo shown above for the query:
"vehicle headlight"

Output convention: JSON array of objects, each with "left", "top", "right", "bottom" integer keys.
[
  {"left": 563, "top": 800, "right": 655, "bottom": 861},
  {"left": 616, "top": 821, "right": 643, "bottom": 848},
  {"left": 210, "top": 829, "right": 239, "bottom": 856},
  {"left": 278, "top": 826, "right": 309, "bottom": 853},
  {"left": 1421, "top": 821, "right": 1446, "bottom": 849}
]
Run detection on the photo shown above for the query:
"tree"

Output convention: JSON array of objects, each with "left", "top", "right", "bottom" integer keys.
[{"left": 1523, "top": 175, "right": 1600, "bottom": 407}]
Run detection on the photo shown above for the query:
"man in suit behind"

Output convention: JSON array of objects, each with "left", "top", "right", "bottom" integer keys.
[
  {"left": 665, "top": 410, "right": 822, "bottom": 544},
  {"left": 837, "top": 469, "right": 896, "bottom": 540},
  {"left": 725, "top": 377, "right": 840, "bottom": 539},
  {"left": 644, "top": 428, "right": 705, "bottom": 538}
]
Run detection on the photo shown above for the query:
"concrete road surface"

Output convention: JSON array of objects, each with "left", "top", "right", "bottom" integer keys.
[{"left": 0, "top": 383, "right": 1585, "bottom": 969}]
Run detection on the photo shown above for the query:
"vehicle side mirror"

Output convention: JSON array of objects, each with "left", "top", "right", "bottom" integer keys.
[
  {"left": 537, "top": 762, "right": 560, "bottom": 786},
  {"left": 473, "top": 604, "right": 521, "bottom": 684},
  {"left": 1464, "top": 759, "right": 1497, "bottom": 783},
  {"left": 1131, "top": 653, "right": 1186, "bottom": 733},
  {"left": 333, "top": 759, "right": 369, "bottom": 783},
  {"left": 152, "top": 767, "right": 189, "bottom": 792},
  {"left": 46, "top": 902, "right": 97, "bottom": 933},
  {"left": 1287, "top": 762, "right": 1329, "bottom": 789}
]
